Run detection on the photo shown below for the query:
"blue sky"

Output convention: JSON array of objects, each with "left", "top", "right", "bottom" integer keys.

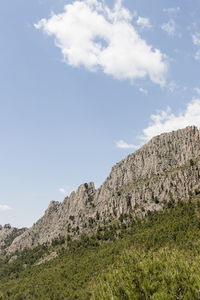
[{"left": 1, "top": 0, "right": 200, "bottom": 227}]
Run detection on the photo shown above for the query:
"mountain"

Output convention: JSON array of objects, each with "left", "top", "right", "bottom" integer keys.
[
  {"left": 1, "top": 126, "right": 200, "bottom": 299},
  {"left": 4, "top": 126, "right": 200, "bottom": 255},
  {"left": 0, "top": 224, "right": 26, "bottom": 254},
  {"left": 1, "top": 184, "right": 200, "bottom": 299}
]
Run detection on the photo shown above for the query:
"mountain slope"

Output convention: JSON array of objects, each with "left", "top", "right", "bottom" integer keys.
[
  {"left": 1, "top": 198, "right": 200, "bottom": 299},
  {"left": 0, "top": 225, "right": 26, "bottom": 255},
  {"left": 6, "top": 126, "right": 200, "bottom": 254}
]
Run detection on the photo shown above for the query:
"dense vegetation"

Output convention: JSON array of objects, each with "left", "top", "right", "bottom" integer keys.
[{"left": 1, "top": 197, "right": 200, "bottom": 299}]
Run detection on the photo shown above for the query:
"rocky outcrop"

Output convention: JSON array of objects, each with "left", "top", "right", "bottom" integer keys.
[
  {"left": 6, "top": 126, "right": 200, "bottom": 254},
  {"left": 0, "top": 225, "right": 26, "bottom": 253},
  {"left": 36, "top": 252, "right": 58, "bottom": 266},
  {"left": 0, "top": 224, "right": 14, "bottom": 250}
]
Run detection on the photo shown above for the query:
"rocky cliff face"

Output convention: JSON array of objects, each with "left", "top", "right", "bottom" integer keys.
[
  {"left": 0, "top": 224, "right": 26, "bottom": 253},
  {"left": 0, "top": 224, "right": 13, "bottom": 249},
  {"left": 6, "top": 126, "right": 200, "bottom": 254}
]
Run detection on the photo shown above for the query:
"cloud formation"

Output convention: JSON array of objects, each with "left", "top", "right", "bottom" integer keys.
[
  {"left": 35, "top": 0, "right": 167, "bottom": 86},
  {"left": 192, "top": 32, "right": 200, "bottom": 61},
  {"left": 163, "top": 7, "right": 180, "bottom": 15},
  {"left": 194, "top": 50, "right": 200, "bottom": 61},
  {"left": 141, "top": 99, "right": 200, "bottom": 142},
  {"left": 115, "top": 140, "right": 138, "bottom": 149},
  {"left": 168, "top": 81, "right": 179, "bottom": 93},
  {"left": 59, "top": 188, "right": 67, "bottom": 195},
  {"left": 59, "top": 186, "right": 74, "bottom": 196},
  {"left": 0, "top": 205, "right": 11, "bottom": 212},
  {"left": 116, "top": 99, "right": 200, "bottom": 150},
  {"left": 192, "top": 32, "right": 200, "bottom": 46},
  {"left": 194, "top": 87, "right": 200, "bottom": 95},
  {"left": 136, "top": 17, "right": 152, "bottom": 29},
  {"left": 161, "top": 19, "right": 176, "bottom": 36},
  {"left": 139, "top": 87, "right": 148, "bottom": 95}
]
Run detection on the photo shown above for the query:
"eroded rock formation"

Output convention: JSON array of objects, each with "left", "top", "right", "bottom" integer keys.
[{"left": 5, "top": 126, "right": 200, "bottom": 254}]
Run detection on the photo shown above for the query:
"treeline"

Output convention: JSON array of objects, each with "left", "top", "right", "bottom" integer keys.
[{"left": 1, "top": 197, "right": 200, "bottom": 299}]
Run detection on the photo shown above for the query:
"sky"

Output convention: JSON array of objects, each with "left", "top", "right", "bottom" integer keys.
[{"left": 1, "top": 0, "right": 200, "bottom": 227}]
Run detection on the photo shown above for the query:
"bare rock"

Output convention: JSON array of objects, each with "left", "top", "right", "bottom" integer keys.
[{"left": 6, "top": 126, "right": 200, "bottom": 254}]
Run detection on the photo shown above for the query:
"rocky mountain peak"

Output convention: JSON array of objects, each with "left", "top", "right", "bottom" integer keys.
[
  {"left": 0, "top": 224, "right": 12, "bottom": 230},
  {"left": 5, "top": 126, "right": 200, "bottom": 255}
]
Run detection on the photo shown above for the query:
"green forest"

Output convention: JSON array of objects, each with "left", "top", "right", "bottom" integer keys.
[{"left": 1, "top": 197, "right": 200, "bottom": 299}]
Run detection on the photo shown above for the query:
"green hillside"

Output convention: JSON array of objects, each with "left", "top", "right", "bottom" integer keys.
[{"left": 1, "top": 197, "right": 200, "bottom": 299}]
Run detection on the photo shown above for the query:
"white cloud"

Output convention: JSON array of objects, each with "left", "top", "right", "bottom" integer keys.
[
  {"left": 168, "top": 81, "right": 179, "bottom": 93},
  {"left": 141, "top": 99, "right": 200, "bottom": 142},
  {"left": 139, "top": 87, "right": 148, "bottom": 95},
  {"left": 192, "top": 33, "right": 200, "bottom": 60},
  {"left": 35, "top": 0, "right": 167, "bottom": 86},
  {"left": 116, "top": 99, "right": 200, "bottom": 150},
  {"left": 168, "top": 82, "right": 187, "bottom": 93},
  {"left": 194, "top": 50, "right": 200, "bottom": 61},
  {"left": 59, "top": 188, "right": 67, "bottom": 195},
  {"left": 161, "top": 19, "right": 176, "bottom": 36},
  {"left": 194, "top": 87, "right": 200, "bottom": 95},
  {"left": 136, "top": 17, "right": 152, "bottom": 29},
  {"left": 115, "top": 140, "right": 138, "bottom": 149},
  {"left": 59, "top": 186, "right": 74, "bottom": 196},
  {"left": 192, "top": 32, "right": 200, "bottom": 45},
  {"left": 163, "top": 7, "right": 180, "bottom": 15},
  {"left": 0, "top": 205, "right": 11, "bottom": 212}
]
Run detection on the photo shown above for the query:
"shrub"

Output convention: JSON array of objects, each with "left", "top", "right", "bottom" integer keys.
[{"left": 190, "top": 159, "right": 195, "bottom": 166}]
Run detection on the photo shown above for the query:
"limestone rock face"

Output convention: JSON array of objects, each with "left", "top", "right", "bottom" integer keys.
[
  {"left": 0, "top": 224, "right": 14, "bottom": 250},
  {"left": 0, "top": 225, "right": 26, "bottom": 252},
  {"left": 6, "top": 126, "right": 200, "bottom": 254}
]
